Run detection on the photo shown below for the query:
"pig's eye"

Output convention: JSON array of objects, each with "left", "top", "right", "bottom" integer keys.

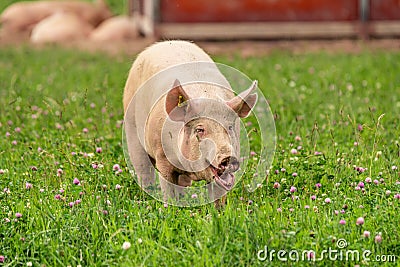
[
  {"left": 228, "top": 125, "right": 234, "bottom": 131},
  {"left": 195, "top": 127, "right": 205, "bottom": 138},
  {"left": 195, "top": 128, "right": 204, "bottom": 134}
]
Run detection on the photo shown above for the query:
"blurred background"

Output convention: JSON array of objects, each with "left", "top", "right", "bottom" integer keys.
[
  {"left": 1, "top": 0, "right": 400, "bottom": 42},
  {"left": 153, "top": 0, "right": 400, "bottom": 40}
]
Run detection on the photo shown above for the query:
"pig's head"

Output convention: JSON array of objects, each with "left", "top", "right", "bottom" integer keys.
[{"left": 164, "top": 80, "right": 257, "bottom": 191}]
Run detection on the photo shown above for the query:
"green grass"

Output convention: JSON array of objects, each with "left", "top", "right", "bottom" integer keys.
[{"left": 0, "top": 45, "right": 399, "bottom": 266}]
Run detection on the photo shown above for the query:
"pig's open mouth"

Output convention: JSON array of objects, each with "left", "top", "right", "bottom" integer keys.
[{"left": 210, "top": 165, "right": 235, "bottom": 191}]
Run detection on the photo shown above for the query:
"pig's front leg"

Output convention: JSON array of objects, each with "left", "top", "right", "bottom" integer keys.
[
  {"left": 173, "top": 174, "right": 192, "bottom": 198},
  {"left": 207, "top": 183, "right": 228, "bottom": 209},
  {"left": 177, "top": 174, "right": 192, "bottom": 187},
  {"left": 155, "top": 152, "right": 181, "bottom": 201}
]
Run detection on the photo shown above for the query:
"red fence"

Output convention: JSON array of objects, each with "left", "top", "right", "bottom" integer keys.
[
  {"left": 370, "top": 0, "right": 400, "bottom": 20},
  {"left": 131, "top": 0, "right": 400, "bottom": 39},
  {"left": 159, "top": 0, "right": 400, "bottom": 23},
  {"left": 160, "top": 0, "right": 359, "bottom": 22}
]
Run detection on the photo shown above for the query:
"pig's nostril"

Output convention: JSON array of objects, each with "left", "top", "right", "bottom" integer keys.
[
  {"left": 220, "top": 158, "right": 229, "bottom": 168},
  {"left": 219, "top": 157, "right": 239, "bottom": 172},
  {"left": 229, "top": 157, "right": 240, "bottom": 172}
]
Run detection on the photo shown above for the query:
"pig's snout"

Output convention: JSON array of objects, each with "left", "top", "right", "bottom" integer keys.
[{"left": 219, "top": 156, "right": 239, "bottom": 173}]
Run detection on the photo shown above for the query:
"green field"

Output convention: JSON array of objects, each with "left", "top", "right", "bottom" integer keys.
[{"left": 0, "top": 44, "right": 399, "bottom": 266}]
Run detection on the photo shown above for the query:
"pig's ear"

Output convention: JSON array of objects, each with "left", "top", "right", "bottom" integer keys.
[
  {"left": 165, "top": 79, "right": 191, "bottom": 121},
  {"left": 227, "top": 80, "right": 258, "bottom": 118}
]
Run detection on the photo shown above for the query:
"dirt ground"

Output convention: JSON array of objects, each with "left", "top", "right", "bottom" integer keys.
[{"left": 0, "top": 31, "right": 399, "bottom": 57}]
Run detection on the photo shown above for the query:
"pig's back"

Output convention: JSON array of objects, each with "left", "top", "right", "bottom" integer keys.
[
  {"left": 134, "top": 40, "right": 214, "bottom": 79},
  {"left": 123, "top": 41, "right": 214, "bottom": 112}
]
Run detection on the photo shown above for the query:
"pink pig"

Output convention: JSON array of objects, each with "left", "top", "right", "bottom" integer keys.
[
  {"left": 90, "top": 15, "right": 138, "bottom": 41},
  {"left": 0, "top": 0, "right": 112, "bottom": 33},
  {"left": 30, "top": 12, "right": 93, "bottom": 43},
  {"left": 123, "top": 41, "right": 257, "bottom": 203}
]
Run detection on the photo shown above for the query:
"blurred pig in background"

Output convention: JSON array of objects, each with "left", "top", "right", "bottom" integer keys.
[
  {"left": 0, "top": 0, "right": 112, "bottom": 34},
  {"left": 90, "top": 15, "right": 138, "bottom": 41},
  {"left": 30, "top": 12, "right": 94, "bottom": 43}
]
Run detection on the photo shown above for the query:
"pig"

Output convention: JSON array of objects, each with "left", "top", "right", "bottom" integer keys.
[
  {"left": 123, "top": 41, "right": 257, "bottom": 203},
  {"left": 0, "top": 0, "right": 112, "bottom": 34},
  {"left": 30, "top": 12, "right": 93, "bottom": 44},
  {"left": 89, "top": 15, "right": 138, "bottom": 42}
]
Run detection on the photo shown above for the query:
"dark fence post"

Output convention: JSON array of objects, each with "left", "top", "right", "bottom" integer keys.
[{"left": 359, "top": 0, "right": 370, "bottom": 39}]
